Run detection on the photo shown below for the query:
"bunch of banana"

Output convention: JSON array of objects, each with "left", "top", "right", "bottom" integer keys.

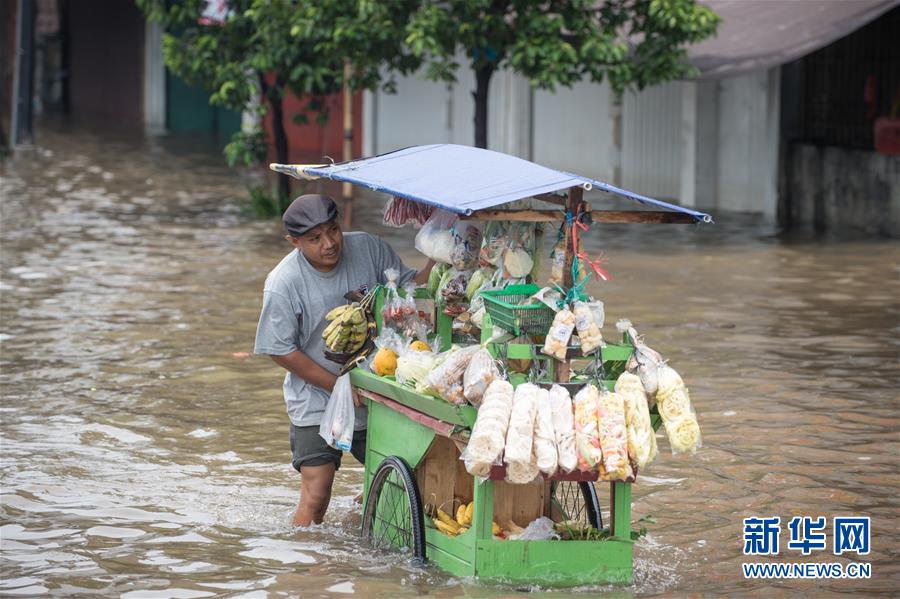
[
  {"left": 322, "top": 302, "right": 369, "bottom": 354},
  {"left": 431, "top": 502, "right": 501, "bottom": 537}
]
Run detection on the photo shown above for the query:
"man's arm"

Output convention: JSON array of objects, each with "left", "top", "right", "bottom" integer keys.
[
  {"left": 269, "top": 351, "right": 338, "bottom": 393},
  {"left": 414, "top": 259, "right": 436, "bottom": 286}
]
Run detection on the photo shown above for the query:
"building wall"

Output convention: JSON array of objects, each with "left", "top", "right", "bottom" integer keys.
[
  {"left": 67, "top": 0, "right": 144, "bottom": 126},
  {"left": 369, "top": 63, "right": 782, "bottom": 216},
  {"left": 786, "top": 144, "right": 900, "bottom": 236}
]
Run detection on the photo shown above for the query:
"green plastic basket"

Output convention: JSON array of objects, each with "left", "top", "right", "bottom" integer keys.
[{"left": 481, "top": 284, "right": 555, "bottom": 336}]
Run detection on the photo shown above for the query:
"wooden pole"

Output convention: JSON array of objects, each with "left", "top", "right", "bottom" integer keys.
[
  {"left": 556, "top": 185, "right": 584, "bottom": 384},
  {"left": 341, "top": 61, "right": 353, "bottom": 229}
]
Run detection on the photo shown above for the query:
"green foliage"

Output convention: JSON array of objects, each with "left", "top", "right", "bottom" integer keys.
[
  {"left": 224, "top": 129, "right": 268, "bottom": 167},
  {"left": 245, "top": 184, "right": 294, "bottom": 218},
  {"left": 406, "top": 0, "right": 721, "bottom": 94}
]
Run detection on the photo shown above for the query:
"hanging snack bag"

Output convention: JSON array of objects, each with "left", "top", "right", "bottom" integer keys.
[
  {"left": 463, "top": 348, "right": 501, "bottom": 407},
  {"left": 548, "top": 385, "right": 577, "bottom": 472},
  {"left": 479, "top": 221, "right": 508, "bottom": 268},
  {"left": 597, "top": 388, "right": 632, "bottom": 481},
  {"left": 504, "top": 383, "right": 539, "bottom": 464},
  {"left": 573, "top": 383, "right": 603, "bottom": 470},
  {"left": 502, "top": 222, "right": 537, "bottom": 279},
  {"left": 533, "top": 388, "right": 558, "bottom": 476},
  {"left": 542, "top": 306, "right": 576, "bottom": 361},
  {"left": 548, "top": 230, "right": 567, "bottom": 287},
  {"left": 506, "top": 460, "right": 540, "bottom": 485},
  {"left": 615, "top": 372, "right": 658, "bottom": 469},
  {"left": 655, "top": 365, "right": 702, "bottom": 454},
  {"left": 423, "top": 346, "right": 480, "bottom": 405},
  {"left": 450, "top": 220, "right": 483, "bottom": 271},
  {"left": 466, "top": 380, "right": 515, "bottom": 473},
  {"left": 414, "top": 208, "right": 456, "bottom": 264},
  {"left": 573, "top": 300, "right": 605, "bottom": 354}
]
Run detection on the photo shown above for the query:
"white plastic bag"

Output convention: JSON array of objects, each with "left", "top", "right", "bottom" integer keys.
[
  {"left": 423, "top": 345, "right": 480, "bottom": 404},
  {"left": 319, "top": 374, "right": 354, "bottom": 451},
  {"left": 466, "top": 380, "right": 514, "bottom": 470},
  {"left": 514, "top": 516, "right": 558, "bottom": 541},
  {"left": 573, "top": 300, "right": 604, "bottom": 354},
  {"left": 504, "top": 383, "right": 539, "bottom": 464},
  {"left": 655, "top": 365, "right": 702, "bottom": 454},
  {"left": 542, "top": 307, "right": 576, "bottom": 361},
  {"left": 414, "top": 208, "right": 456, "bottom": 264}
]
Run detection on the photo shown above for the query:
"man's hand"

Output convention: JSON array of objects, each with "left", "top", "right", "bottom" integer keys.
[
  {"left": 351, "top": 387, "right": 364, "bottom": 408},
  {"left": 414, "top": 259, "right": 437, "bottom": 285}
]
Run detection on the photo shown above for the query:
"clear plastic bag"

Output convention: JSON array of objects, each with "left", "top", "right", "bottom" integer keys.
[
  {"left": 533, "top": 388, "right": 558, "bottom": 476},
  {"left": 549, "top": 228, "right": 566, "bottom": 287},
  {"left": 479, "top": 221, "right": 508, "bottom": 268},
  {"left": 502, "top": 222, "right": 538, "bottom": 278},
  {"left": 542, "top": 307, "right": 576, "bottom": 361},
  {"left": 597, "top": 388, "right": 632, "bottom": 481},
  {"left": 414, "top": 208, "right": 456, "bottom": 264},
  {"left": 573, "top": 383, "right": 602, "bottom": 471},
  {"left": 423, "top": 345, "right": 480, "bottom": 404},
  {"left": 549, "top": 385, "right": 577, "bottom": 472},
  {"left": 615, "top": 372, "right": 658, "bottom": 469},
  {"left": 655, "top": 365, "right": 702, "bottom": 455},
  {"left": 463, "top": 348, "right": 501, "bottom": 407},
  {"left": 466, "top": 380, "right": 514, "bottom": 467},
  {"left": 395, "top": 348, "right": 436, "bottom": 387},
  {"left": 383, "top": 196, "right": 434, "bottom": 227},
  {"left": 514, "top": 516, "right": 558, "bottom": 541},
  {"left": 504, "top": 383, "right": 539, "bottom": 464},
  {"left": 450, "top": 220, "right": 483, "bottom": 271},
  {"left": 573, "top": 300, "right": 604, "bottom": 355},
  {"left": 319, "top": 373, "right": 354, "bottom": 451}
]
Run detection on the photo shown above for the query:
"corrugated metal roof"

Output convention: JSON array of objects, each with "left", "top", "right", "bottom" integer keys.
[
  {"left": 271, "top": 144, "right": 713, "bottom": 222},
  {"left": 692, "top": 0, "right": 898, "bottom": 78}
]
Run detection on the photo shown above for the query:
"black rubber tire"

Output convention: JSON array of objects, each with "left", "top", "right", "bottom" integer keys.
[
  {"left": 550, "top": 481, "right": 603, "bottom": 530},
  {"left": 361, "top": 456, "right": 426, "bottom": 562}
]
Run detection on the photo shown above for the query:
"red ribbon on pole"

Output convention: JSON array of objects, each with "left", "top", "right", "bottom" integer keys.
[{"left": 570, "top": 203, "right": 611, "bottom": 282}]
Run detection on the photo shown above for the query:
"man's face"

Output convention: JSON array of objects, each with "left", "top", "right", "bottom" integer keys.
[{"left": 287, "top": 219, "right": 343, "bottom": 271}]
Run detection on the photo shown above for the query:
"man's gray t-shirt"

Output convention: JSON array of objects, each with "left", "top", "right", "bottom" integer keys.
[{"left": 254, "top": 232, "right": 416, "bottom": 429}]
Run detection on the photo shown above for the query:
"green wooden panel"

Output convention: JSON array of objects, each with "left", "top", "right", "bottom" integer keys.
[
  {"left": 612, "top": 482, "right": 632, "bottom": 540},
  {"left": 351, "top": 369, "right": 477, "bottom": 428},
  {"left": 365, "top": 401, "right": 435, "bottom": 468},
  {"left": 473, "top": 538, "right": 633, "bottom": 585},
  {"left": 424, "top": 528, "right": 476, "bottom": 577},
  {"left": 165, "top": 71, "right": 240, "bottom": 141}
]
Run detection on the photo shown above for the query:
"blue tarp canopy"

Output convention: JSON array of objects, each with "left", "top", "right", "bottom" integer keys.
[{"left": 271, "top": 144, "right": 712, "bottom": 223}]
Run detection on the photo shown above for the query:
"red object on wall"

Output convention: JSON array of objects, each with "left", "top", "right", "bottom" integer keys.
[
  {"left": 874, "top": 118, "right": 900, "bottom": 155},
  {"left": 261, "top": 78, "right": 363, "bottom": 164}
]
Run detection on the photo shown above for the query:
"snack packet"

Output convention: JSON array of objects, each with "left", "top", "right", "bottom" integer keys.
[
  {"left": 542, "top": 307, "right": 576, "bottom": 361},
  {"left": 549, "top": 385, "right": 577, "bottom": 472},
  {"left": 504, "top": 383, "right": 539, "bottom": 464},
  {"left": 423, "top": 346, "right": 480, "bottom": 404},
  {"left": 597, "top": 388, "right": 632, "bottom": 481},
  {"left": 465, "top": 380, "right": 514, "bottom": 474},
  {"left": 573, "top": 300, "right": 604, "bottom": 354},
  {"left": 463, "top": 348, "right": 501, "bottom": 407},
  {"left": 533, "top": 388, "right": 558, "bottom": 476},
  {"left": 655, "top": 365, "right": 702, "bottom": 454},
  {"left": 573, "top": 384, "right": 602, "bottom": 470},
  {"left": 615, "top": 372, "right": 658, "bottom": 469}
]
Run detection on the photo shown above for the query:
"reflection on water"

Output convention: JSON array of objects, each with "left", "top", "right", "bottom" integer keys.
[{"left": 1, "top": 123, "right": 898, "bottom": 597}]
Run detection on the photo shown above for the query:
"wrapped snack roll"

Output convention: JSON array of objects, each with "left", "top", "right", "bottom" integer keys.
[
  {"left": 542, "top": 307, "right": 576, "bottom": 361},
  {"left": 573, "top": 300, "right": 605, "bottom": 355},
  {"left": 615, "top": 372, "right": 658, "bottom": 469},
  {"left": 573, "top": 384, "right": 602, "bottom": 470},
  {"left": 463, "top": 348, "right": 500, "bottom": 407},
  {"left": 656, "top": 365, "right": 702, "bottom": 454},
  {"left": 597, "top": 388, "right": 633, "bottom": 481},
  {"left": 504, "top": 383, "right": 539, "bottom": 464},
  {"left": 506, "top": 459, "right": 540, "bottom": 485},
  {"left": 533, "top": 388, "right": 558, "bottom": 476},
  {"left": 465, "top": 380, "right": 514, "bottom": 473},
  {"left": 549, "top": 385, "right": 578, "bottom": 472}
]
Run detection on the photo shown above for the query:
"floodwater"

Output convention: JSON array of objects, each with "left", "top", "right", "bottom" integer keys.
[{"left": 1, "top": 123, "right": 898, "bottom": 598}]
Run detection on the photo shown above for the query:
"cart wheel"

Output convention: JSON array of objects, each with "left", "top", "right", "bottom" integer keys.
[
  {"left": 361, "top": 456, "right": 426, "bottom": 562},
  {"left": 550, "top": 481, "right": 603, "bottom": 530}
]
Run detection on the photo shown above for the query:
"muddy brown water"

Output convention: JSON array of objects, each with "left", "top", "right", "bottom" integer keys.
[{"left": 1, "top": 124, "right": 898, "bottom": 598}]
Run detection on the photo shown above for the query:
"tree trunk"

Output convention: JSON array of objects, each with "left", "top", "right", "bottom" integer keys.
[
  {"left": 260, "top": 74, "right": 291, "bottom": 203},
  {"left": 473, "top": 65, "right": 494, "bottom": 149}
]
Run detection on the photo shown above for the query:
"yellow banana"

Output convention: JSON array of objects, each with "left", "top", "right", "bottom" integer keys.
[
  {"left": 455, "top": 504, "right": 467, "bottom": 527},
  {"left": 464, "top": 502, "right": 474, "bottom": 525},
  {"left": 321, "top": 319, "right": 342, "bottom": 340},
  {"left": 492, "top": 521, "right": 501, "bottom": 536},
  {"left": 325, "top": 304, "right": 351, "bottom": 321},
  {"left": 437, "top": 509, "right": 460, "bottom": 532}
]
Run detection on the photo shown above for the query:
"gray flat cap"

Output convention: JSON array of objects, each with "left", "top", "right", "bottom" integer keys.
[{"left": 283, "top": 194, "right": 338, "bottom": 237}]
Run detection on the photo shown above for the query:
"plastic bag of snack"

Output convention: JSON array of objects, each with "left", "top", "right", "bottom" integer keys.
[
  {"left": 422, "top": 345, "right": 480, "bottom": 404},
  {"left": 573, "top": 300, "right": 604, "bottom": 355},
  {"left": 655, "top": 365, "right": 702, "bottom": 454},
  {"left": 573, "top": 383, "right": 602, "bottom": 471},
  {"left": 549, "top": 228, "right": 567, "bottom": 287},
  {"left": 383, "top": 196, "right": 434, "bottom": 227},
  {"left": 549, "top": 385, "right": 577, "bottom": 472},
  {"left": 542, "top": 307, "right": 576, "bottom": 361},
  {"left": 466, "top": 380, "right": 514, "bottom": 468},
  {"left": 438, "top": 268, "right": 471, "bottom": 305},
  {"left": 395, "top": 348, "right": 436, "bottom": 388},
  {"left": 415, "top": 208, "right": 456, "bottom": 264},
  {"left": 615, "top": 372, "right": 658, "bottom": 469},
  {"left": 450, "top": 220, "right": 483, "bottom": 271},
  {"left": 502, "top": 222, "right": 537, "bottom": 279},
  {"left": 506, "top": 460, "right": 540, "bottom": 485},
  {"left": 533, "top": 388, "right": 558, "bottom": 476},
  {"left": 597, "top": 388, "right": 632, "bottom": 481},
  {"left": 479, "top": 221, "right": 508, "bottom": 268},
  {"left": 504, "top": 383, "right": 539, "bottom": 464},
  {"left": 463, "top": 348, "right": 501, "bottom": 407}
]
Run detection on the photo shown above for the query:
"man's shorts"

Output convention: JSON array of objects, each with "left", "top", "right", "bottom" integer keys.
[{"left": 289, "top": 423, "right": 366, "bottom": 472}]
